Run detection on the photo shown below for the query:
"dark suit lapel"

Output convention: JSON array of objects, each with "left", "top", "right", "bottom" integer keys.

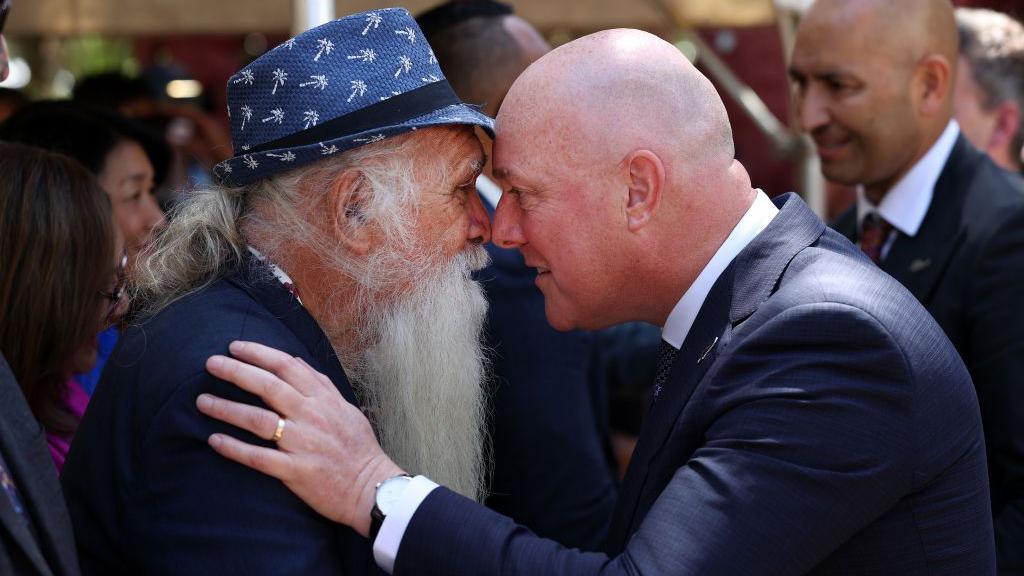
[
  {"left": 606, "top": 193, "right": 826, "bottom": 552},
  {"left": 607, "top": 273, "right": 734, "bottom": 551},
  {"left": 831, "top": 204, "right": 857, "bottom": 244},
  {"left": 226, "top": 256, "right": 359, "bottom": 406},
  {"left": 0, "top": 359, "right": 57, "bottom": 576},
  {"left": 881, "top": 138, "right": 974, "bottom": 305}
]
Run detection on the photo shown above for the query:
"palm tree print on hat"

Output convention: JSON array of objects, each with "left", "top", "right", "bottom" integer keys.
[
  {"left": 347, "top": 49, "right": 377, "bottom": 64},
  {"left": 354, "top": 134, "right": 386, "bottom": 144},
  {"left": 243, "top": 155, "right": 259, "bottom": 170},
  {"left": 271, "top": 69, "right": 288, "bottom": 95},
  {"left": 262, "top": 108, "right": 285, "bottom": 125},
  {"left": 395, "top": 56, "right": 413, "bottom": 78},
  {"left": 300, "top": 75, "right": 329, "bottom": 90},
  {"left": 348, "top": 80, "right": 368, "bottom": 102},
  {"left": 314, "top": 38, "right": 335, "bottom": 62},
  {"left": 303, "top": 110, "right": 320, "bottom": 129},
  {"left": 395, "top": 27, "right": 416, "bottom": 43},
  {"left": 267, "top": 152, "right": 297, "bottom": 162},
  {"left": 362, "top": 13, "right": 383, "bottom": 35},
  {"left": 234, "top": 69, "right": 255, "bottom": 85},
  {"left": 320, "top": 142, "right": 339, "bottom": 155},
  {"left": 239, "top": 105, "right": 253, "bottom": 131}
]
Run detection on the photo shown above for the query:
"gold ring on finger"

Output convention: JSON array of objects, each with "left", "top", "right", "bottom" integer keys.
[{"left": 271, "top": 417, "right": 286, "bottom": 443}]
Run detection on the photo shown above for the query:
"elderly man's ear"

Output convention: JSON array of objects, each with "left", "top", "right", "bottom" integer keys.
[
  {"left": 623, "top": 150, "right": 665, "bottom": 232},
  {"left": 328, "top": 169, "right": 375, "bottom": 255}
]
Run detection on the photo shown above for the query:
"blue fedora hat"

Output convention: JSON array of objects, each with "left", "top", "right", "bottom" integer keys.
[{"left": 214, "top": 7, "right": 494, "bottom": 187}]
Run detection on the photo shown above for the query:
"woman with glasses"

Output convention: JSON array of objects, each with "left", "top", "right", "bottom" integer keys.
[{"left": 0, "top": 142, "right": 124, "bottom": 471}]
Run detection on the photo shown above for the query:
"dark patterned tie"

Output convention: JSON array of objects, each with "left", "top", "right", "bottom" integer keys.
[
  {"left": 651, "top": 340, "right": 679, "bottom": 404},
  {"left": 859, "top": 212, "right": 893, "bottom": 263}
]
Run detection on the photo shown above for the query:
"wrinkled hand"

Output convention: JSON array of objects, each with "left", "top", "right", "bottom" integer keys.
[{"left": 197, "top": 341, "right": 404, "bottom": 537}]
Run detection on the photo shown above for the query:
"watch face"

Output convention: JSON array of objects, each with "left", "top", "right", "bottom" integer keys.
[{"left": 376, "top": 475, "right": 412, "bottom": 516}]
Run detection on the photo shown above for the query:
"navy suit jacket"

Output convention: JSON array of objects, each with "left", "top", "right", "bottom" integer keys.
[
  {"left": 394, "top": 193, "right": 996, "bottom": 575},
  {"left": 478, "top": 228, "right": 617, "bottom": 550},
  {"left": 61, "top": 257, "right": 384, "bottom": 575},
  {"left": 833, "top": 137, "right": 1024, "bottom": 572},
  {"left": 0, "top": 355, "right": 80, "bottom": 576}
]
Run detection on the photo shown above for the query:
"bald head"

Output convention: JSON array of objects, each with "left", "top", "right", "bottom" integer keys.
[
  {"left": 498, "top": 29, "right": 736, "bottom": 188},
  {"left": 803, "top": 0, "right": 957, "bottom": 67}
]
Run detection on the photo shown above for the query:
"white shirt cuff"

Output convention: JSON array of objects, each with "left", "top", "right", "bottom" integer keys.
[{"left": 372, "top": 475, "right": 439, "bottom": 574}]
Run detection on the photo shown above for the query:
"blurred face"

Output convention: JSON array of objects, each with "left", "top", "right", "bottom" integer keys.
[
  {"left": 954, "top": 57, "right": 999, "bottom": 152},
  {"left": 96, "top": 140, "right": 165, "bottom": 266},
  {"left": 491, "top": 127, "right": 615, "bottom": 331},
  {"left": 791, "top": 19, "right": 921, "bottom": 197},
  {"left": 70, "top": 231, "right": 127, "bottom": 374}
]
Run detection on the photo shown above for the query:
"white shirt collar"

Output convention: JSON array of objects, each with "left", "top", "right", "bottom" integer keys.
[
  {"left": 661, "top": 190, "right": 779, "bottom": 349},
  {"left": 856, "top": 120, "right": 960, "bottom": 237},
  {"left": 247, "top": 246, "right": 303, "bottom": 305},
  {"left": 475, "top": 174, "right": 502, "bottom": 209}
]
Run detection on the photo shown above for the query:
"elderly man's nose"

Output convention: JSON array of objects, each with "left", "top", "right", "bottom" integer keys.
[{"left": 467, "top": 191, "right": 492, "bottom": 245}]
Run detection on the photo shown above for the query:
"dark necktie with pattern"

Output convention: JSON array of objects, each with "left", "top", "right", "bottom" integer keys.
[
  {"left": 859, "top": 212, "right": 893, "bottom": 263},
  {"left": 651, "top": 340, "right": 679, "bottom": 404}
]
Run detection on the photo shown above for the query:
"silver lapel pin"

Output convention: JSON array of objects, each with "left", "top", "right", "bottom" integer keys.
[
  {"left": 909, "top": 258, "right": 932, "bottom": 273},
  {"left": 697, "top": 337, "right": 719, "bottom": 365}
]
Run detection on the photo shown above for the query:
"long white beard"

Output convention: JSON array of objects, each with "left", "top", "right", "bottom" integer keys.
[{"left": 346, "top": 245, "right": 492, "bottom": 501}]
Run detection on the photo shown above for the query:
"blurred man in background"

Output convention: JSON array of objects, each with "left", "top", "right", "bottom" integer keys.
[
  {"left": 417, "top": 0, "right": 617, "bottom": 550},
  {"left": 791, "top": 0, "right": 1024, "bottom": 571},
  {"left": 954, "top": 7, "right": 1024, "bottom": 173}
]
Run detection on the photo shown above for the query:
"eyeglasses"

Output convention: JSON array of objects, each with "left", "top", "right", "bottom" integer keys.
[
  {"left": 98, "top": 250, "right": 129, "bottom": 324},
  {"left": 0, "top": 0, "right": 11, "bottom": 37}
]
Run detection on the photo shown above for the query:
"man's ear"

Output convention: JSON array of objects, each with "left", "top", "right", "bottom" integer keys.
[
  {"left": 989, "top": 101, "right": 1021, "bottom": 151},
  {"left": 623, "top": 150, "right": 665, "bottom": 232},
  {"left": 914, "top": 55, "right": 954, "bottom": 116},
  {"left": 328, "top": 169, "right": 374, "bottom": 256}
]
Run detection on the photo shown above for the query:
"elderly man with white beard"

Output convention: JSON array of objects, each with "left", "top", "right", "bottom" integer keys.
[{"left": 60, "top": 10, "right": 496, "bottom": 576}]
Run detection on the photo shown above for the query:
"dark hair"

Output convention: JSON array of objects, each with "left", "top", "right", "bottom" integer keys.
[
  {"left": 0, "top": 142, "right": 115, "bottom": 434},
  {"left": 0, "top": 101, "right": 172, "bottom": 187},
  {"left": 72, "top": 72, "right": 154, "bottom": 111},
  {"left": 417, "top": 1, "right": 524, "bottom": 111}
]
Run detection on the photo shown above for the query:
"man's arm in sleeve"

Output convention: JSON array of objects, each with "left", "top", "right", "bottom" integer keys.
[{"left": 387, "top": 303, "right": 931, "bottom": 575}]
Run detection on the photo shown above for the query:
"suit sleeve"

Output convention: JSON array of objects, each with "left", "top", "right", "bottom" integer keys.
[
  {"left": 392, "top": 303, "right": 926, "bottom": 575},
  {"left": 123, "top": 369, "right": 358, "bottom": 575},
  {"left": 966, "top": 205, "right": 1024, "bottom": 573}
]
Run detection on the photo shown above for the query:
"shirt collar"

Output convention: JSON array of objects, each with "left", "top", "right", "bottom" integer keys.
[
  {"left": 475, "top": 174, "right": 502, "bottom": 209},
  {"left": 856, "top": 120, "right": 959, "bottom": 237},
  {"left": 661, "top": 190, "right": 779, "bottom": 349},
  {"left": 247, "top": 246, "right": 303, "bottom": 305}
]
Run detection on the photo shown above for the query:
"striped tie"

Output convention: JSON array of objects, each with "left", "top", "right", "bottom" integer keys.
[{"left": 859, "top": 212, "right": 893, "bottom": 263}]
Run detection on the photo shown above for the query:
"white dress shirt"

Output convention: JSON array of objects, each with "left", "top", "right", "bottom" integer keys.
[
  {"left": 855, "top": 120, "right": 959, "bottom": 261},
  {"left": 662, "top": 189, "right": 778, "bottom": 349},
  {"left": 371, "top": 189, "right": 778, "bottom": 572}
]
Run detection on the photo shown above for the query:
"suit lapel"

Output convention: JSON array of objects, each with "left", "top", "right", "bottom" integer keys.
[
  {"left": 0, "top": 359, "right": 57, "bottom": 576},
  {"left": 605, "top": 193, "right": 826, "bottom": 553},
  {"left": 881, "top": 138, "right": 974, "bottom": 305},
  {"left": 226, "top": 257, "right": 359, "bottom": 406}
]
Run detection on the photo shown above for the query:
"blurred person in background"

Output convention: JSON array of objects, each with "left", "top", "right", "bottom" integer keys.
[
  {"left": 0, "top": 141, "right": 122, "bottom": 576},
  {"left": 791, "top": 0, "right": 1024, "bottom": 570},
  {"left": 0, "top": 102, "right": 169, "bottom": 402},
  {"left": 75, "top": 71, "right": 233, "bottom": 208},
  {"left": 954, "top": 7, "right": 1024, "bottom": 173},
  {"left": 417, "top": 0, "right": 617, "bottom": 549},
  {"left": 0, "top": 87, "right": 26, "bottom": 122}
]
